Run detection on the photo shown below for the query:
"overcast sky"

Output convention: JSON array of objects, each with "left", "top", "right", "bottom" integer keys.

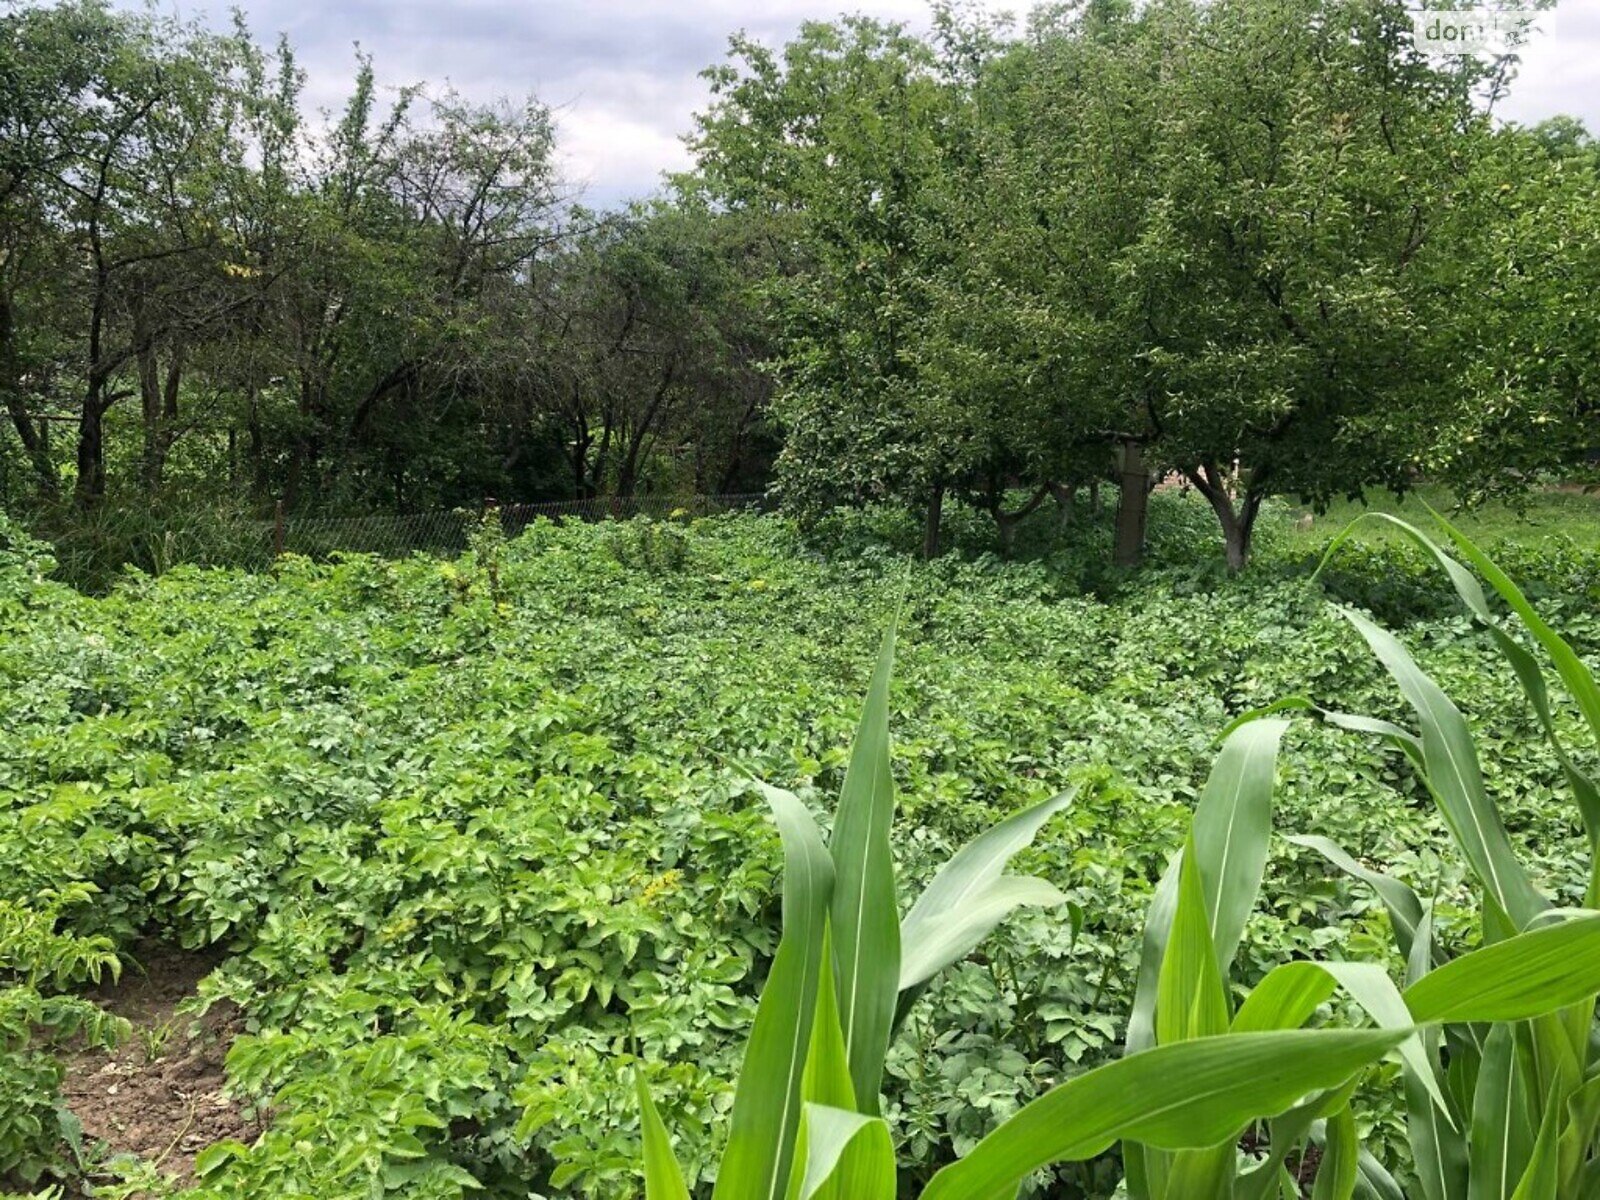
[{"left": 123, "top": 0, "right": 1600, "bottom": 209}]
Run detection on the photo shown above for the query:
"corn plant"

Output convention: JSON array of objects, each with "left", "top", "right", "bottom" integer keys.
[
  {"left": 630, "top": 613, "right": 1600, "bottom": 1199},
  {"left": 1263, "top": 510, "right": 1600, "bottom": 1199}
]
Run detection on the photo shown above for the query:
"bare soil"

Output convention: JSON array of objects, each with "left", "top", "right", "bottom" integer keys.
[{"left": 60, "top": 943, "right": 261, "bottom": 1190}]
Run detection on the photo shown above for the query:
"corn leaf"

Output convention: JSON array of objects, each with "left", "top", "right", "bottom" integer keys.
[
  {"left": 785, "top": 925, "right": 883, "bottom": 1200},
  {"left": 1232, "top": 961, "right": 1339, "bottom": 1034},
  {"left": 1555, "top": 1072, "right": 1600, "bottom": 1191},
  {"left": 636, "top": 1070, "right": 690, "bottom": 1200},
  {"left": 1467, "top": 1023, "right": 1536, "bottom": 1200},
  {"left": 1426, "top": 508, "right": 1600, "bottom": 750},
  {"left": 1125, "top": 851, "right": 1182, "bottom": 1056},
  {"left": 1336, "top": 605, "right": 1548, "bottom": 931},
  {"left": 1509, "top": 1082, "right": 1562, "bottom": 1200},
  {"left": 1156, "top": 838, "right": 1230, "bottom": 1044},
  {"left": 897, "top": 789, "right": 1074, "bottom": 992},
  {"left": 1129, "top": 720, "right": 1286, "bottom": 1053},
  {"left": 828, "top": 624, "right": 901, "bottom": 1110},
  {"left": 1331, "top": 512, "right": 1600, "bottom": 850},
  {"left": 1404, "top": 912, "right": 1600, "bottom": 1024},
  {"left": 1192, "top": 718, "right": 1288, "bottom": 972},
  {"left": 715, "top": 783, "right": 836, "bottom": 1200},
  {"left": 1312, "top": 1105, "right": 1359, "bottom": 1200},
  {"left": 918, "top": 1028, "right": 1408, "bottom": 1200},
  {"left": 793, "top": 1104, "right": 896, "bottom": 1200}
]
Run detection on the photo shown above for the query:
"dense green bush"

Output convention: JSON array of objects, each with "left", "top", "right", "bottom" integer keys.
[{"left": 0, "top": 510, "right": 1596, "bottom": 1195}]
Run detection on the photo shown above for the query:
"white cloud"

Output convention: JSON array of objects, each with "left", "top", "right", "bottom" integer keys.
[
  {"left": 119, "top": 0, "right": 1600, "bottom": 207},
  {"left": 1495, "top": 0, "right": 1600, "bottom": 131}
]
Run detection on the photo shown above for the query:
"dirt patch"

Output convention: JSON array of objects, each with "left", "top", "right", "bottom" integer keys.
[{"left": 60, "top": 943, "right": 262, "bottom": 1190}]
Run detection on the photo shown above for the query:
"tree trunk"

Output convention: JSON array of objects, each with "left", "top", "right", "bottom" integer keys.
[
  {"left": 1089, "top": 479, "right": 1102, "bottom": 516},
  {"left": 154, "top": 350, "right": 181, "bottom": 487},
  {"left": 246, "top": 388, "right": 269, "bottom": 498},
  {"left": 1186, "top": 462, "right": 1262, "bottom": 573},
  {"left": 1049, "top": 481, "right": 1076, "bottom": 529},
  {"left": 1222, "top": 511, "right": 1254, "bottom": 573},
  {"left": 922, "top": 482, "right": 945, "bottom": 560},
  {"left": 1113, "top": 441, "right": 1151, "bottom": 568},
  {"left": 286, "top": 378, "right": 321, "bottom": 510},
  {"left": 985, "top": 483, "right": 1050, "bottom": 558},
  {"left": 138, "top": 341, "right": 162, "bottom": 493},
  {"left": 74, "top": 388, "right": 107, "bottom": 507},
  {"left": 1, "top": 296, "right": 57, "bottom": 499}
]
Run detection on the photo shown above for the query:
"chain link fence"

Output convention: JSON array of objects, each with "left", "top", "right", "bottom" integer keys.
[{"left": 271, "top": 492, "right": 775, "bottom": 561}]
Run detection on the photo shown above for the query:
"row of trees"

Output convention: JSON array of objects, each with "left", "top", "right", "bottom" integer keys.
[
  {"left": 0, "top": 1, "right": 777, "bottom": 517},
  {"left": 3, "top": 0, "right": 1595, "bottom": 569},
  {"left": 687, "top": 0, "right": 1598, "bottom": 567}
]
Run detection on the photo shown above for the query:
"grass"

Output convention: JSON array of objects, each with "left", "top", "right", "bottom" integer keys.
[{"left": 1275, "top": 485, "right": 1600, "bottom": 551}]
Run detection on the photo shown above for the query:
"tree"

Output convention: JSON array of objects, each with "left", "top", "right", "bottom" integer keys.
[
  {"left": 1425, "top": 120, "right": 1599, "bottom": 494},
  {"left": 522, "top": 202, "right": 773, "bottom": 500},
  {"left": 691, "top": 19, "right": 967, "bottom": 550},
  {"left": 1008, "top": 0, "right": 1496, "bottom": 569}
]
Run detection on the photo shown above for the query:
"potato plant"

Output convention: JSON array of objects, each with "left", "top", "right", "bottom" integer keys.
[
  {"left": 637, "top": 557, "right": 1600, "bottom": 1198},
  {"left": 0, "top": 503, "right": 1597, "bottom": 1196}
]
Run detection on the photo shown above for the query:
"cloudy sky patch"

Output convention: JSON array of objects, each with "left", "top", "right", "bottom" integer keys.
[{"left": 126, "top": 0, "right": 1600, "bottom": 207}]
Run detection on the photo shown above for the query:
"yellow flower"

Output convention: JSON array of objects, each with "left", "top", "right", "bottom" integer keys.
[{"left": 639, "top": 870, "right": 682, "bottom": 905}]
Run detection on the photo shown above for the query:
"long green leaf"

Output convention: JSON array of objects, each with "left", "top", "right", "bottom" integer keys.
[
  {"left": 1156, "top": 838, "right": 1230, "bottom": 1044},
  {"left": 786, "top": 925, "right": 885, "bottom": 1200},
  {"left": 1126, "top": 850, "right": 1181, "bottom": 1055},
  {"left": 636, "top": 1070, "right": 690, "bottom": 1200},
  {"left": 801, "top": 924, "right": 855, "bottom": 1111},
  {"left": 1403, "top": 907, "right": 1469, "bottom": 1200},
  {"left": 1231, "top": 955, "right": 1457, "bottom": 1147},
  {"left": 828, "top": 624, "right": 902, "bottom": 1110},
  {"left": 897, "top": 789, "right": 1074, "bottom": 991},
  {"left": 1467, "top": 1023, "right": 1536, "bottom": 1200},
  {"left": 793, "top": 1104, "right": 896, "bottom": 1200},
  {"left": 1352, "top": 1148, "right": 1407, "bottom": 1200},
  {"left": 1123, "top": 851, "right": 1181, "bottom": 1200},
  {"left": 1427, "top": 508, "right": 1600, "bottom": 750},
  {"left": 1312, "top": 1105, "right": 1359, "bottom": 1200},
  {"left": 715, "top": 784, "right": 836, "bottom": 1200},
  {"left": 1404, "top": 912, "right": 1600, "bottom": 1024},
  {"left": 1337, "top": 605, "right": 1548, "bottom": 931},
  {"left": 918, "top": 1028, "right": 1408, "bottom": 1200},
  {"left": 1555, "top": 1072, "right": 1600, "bottom": 1192},
  {"left": 1152, "top": 845, "right": 1238, "bottom": 1200},
  {"left": 1232, "top": 961, "right": 1338, "bottom": 1034},
  {"left": 1336, "top": 512, "right": 1600, "bottom": 849},
  {"left": 1509, "top": 1082, "right": 1561, "bottom": 1200},
  {"left": 1192, "top": 718, "right": 1288, "bottom": 972},
  {"left": 1128, "top": 720, "right": 1286, "bottom": 1054}
]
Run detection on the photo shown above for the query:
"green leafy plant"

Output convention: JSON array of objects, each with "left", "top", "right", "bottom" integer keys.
[
  {"left": 604, "top": 516, "right": 690, "bottom": 575},
  {"left": 0, "top": 891, "right": 126, "bottom": 1186},
  {"left": 1265, "top": 510, "right": 1600, "bottom": 1198},
  {"left": 466, "top": 506, "right": 508, "bottom": 604},
  {"left": 637, "top": 624, "right": 1078, "bottom": 1198},
  {"left": 5, "top": 508, "right": 1599, "bottom": 1196},
  {"left": 631, "top": 624, "right": 1600, "bottom": 1198}
]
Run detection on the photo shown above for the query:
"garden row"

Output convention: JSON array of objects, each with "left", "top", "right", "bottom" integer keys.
[{"left": 1, "top": 500, "right": 1597, "bottom": 1196}]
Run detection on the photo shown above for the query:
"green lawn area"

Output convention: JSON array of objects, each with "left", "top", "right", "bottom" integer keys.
[{"left": 1276, "top": 484, "right": 1600, "bottom": 550}]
